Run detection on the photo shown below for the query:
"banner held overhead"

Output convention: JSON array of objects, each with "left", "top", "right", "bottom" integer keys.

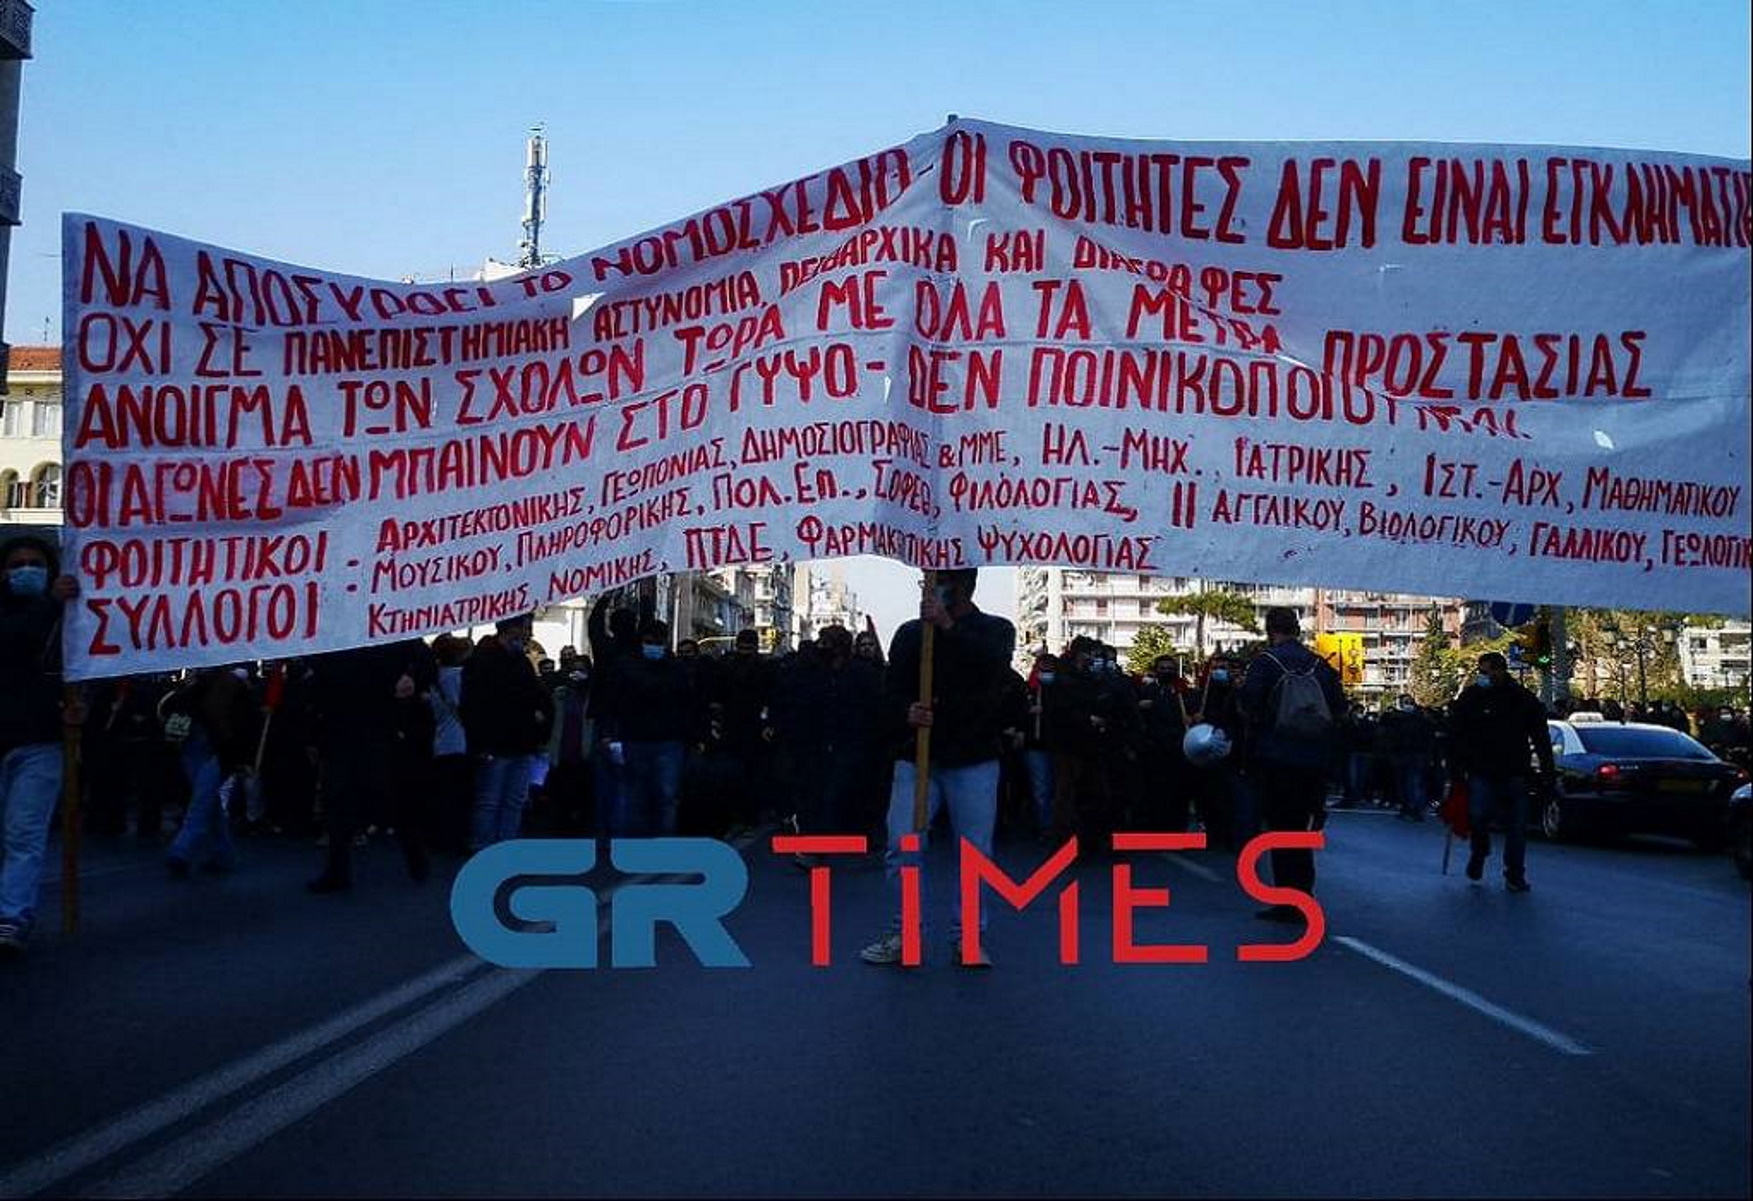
[{"left": 61, "top": 118, "right": 1751, "bottom": 679}]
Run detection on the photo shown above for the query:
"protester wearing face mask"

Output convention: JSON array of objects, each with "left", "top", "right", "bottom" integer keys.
[
  {"left": 460, "top": 615, "right": 555, "bottom": 851},
  {"left": 1020, "top": 652, "right": 1059, "bottom": 842},
  {"left": 541, "top": 651, "right": 595, "bottom": 836},
  {"left": 712, "top": 627, "right": 777, "bottom": 836},
  {"left": 1378, "top": 694, "right": 1437, "bottom": 823},
  {"left": 0, "top": 535, "right": 82, "bottom": 957},
  {"left": 1137, "top": 655, "right": 1195, "bottom": 832},
  {"left": 306, "top": 639, "right": 438, "bottom": 892},
  {"left": 1448, "top": 652, "right": 1555, "bottom": 893},
  {"left": 596, "top": 619, "right": 704, "bottom": 837},
  {"left": 1083, "top": 642, "right": 1142, "bottom": 840},
  {"left": 861, "top": 568, "right": 1016, "bottom": 968},
  {"left": 770, "top": 625, "right": 882, "bottom": 866},
  {"left": 427, "top": 634, "right": 473, "bottom": 853},
  {"left": 1044, "top": 638, "right": 1102, "bottom": 846},
  {"left": 1188, "top": 653, "right": 1249, "bottom": 850}
]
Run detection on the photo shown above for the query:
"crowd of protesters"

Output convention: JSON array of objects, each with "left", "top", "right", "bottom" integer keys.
[{"left": 3, "top": 538, "right": 1751, "bottom": 962}]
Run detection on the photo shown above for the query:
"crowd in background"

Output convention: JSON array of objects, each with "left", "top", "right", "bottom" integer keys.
[{"left": 4, "top": 530, "right": 1752, "bottom": 960}]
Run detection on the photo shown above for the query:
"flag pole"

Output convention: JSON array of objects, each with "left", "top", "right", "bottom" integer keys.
[{"left": 913, "top": 571, "right": 937, "bottom": 833}]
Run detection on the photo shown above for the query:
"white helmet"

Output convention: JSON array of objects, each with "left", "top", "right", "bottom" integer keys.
[{"left": 1182, "top": 722, "right": 1232, "bottom": 767}]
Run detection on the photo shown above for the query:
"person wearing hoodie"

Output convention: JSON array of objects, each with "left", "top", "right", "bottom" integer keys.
[
  {"left": 1448, "top": 651, "right": 1556, "bottom": 893},
  {"left": 0, "top": 534, "right": 82, "bottom": 957},
  {"left": 306, "top": 639, "right": 437, "bottom": 892},
  {"left": 461, "top": 615, "right": 554, "bottom": 850},
  {"left": 596, "top": 618, "right": 702, "bottom": 837}
]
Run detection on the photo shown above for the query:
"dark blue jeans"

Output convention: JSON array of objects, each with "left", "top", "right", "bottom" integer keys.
[
  {"left": 1468, "top": 774, "right": 1529, "bottom": 877},
  {"left": 169, "top": 733, "right": 237, "bottom": 871},
  {"left": 1396, "top": 758, "right": 1428, "bottom": 816},
  {"left": 618, "top": 741, "right": 685, "bottom": 837}
]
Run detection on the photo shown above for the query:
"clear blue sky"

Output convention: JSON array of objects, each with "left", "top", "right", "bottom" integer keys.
[{"left": 12, "top": 0, "right": 1748, "bottom": 636}]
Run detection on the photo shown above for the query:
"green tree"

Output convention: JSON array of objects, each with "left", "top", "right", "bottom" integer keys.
[
  {"left": 1565, "top": 608, "right": 1708, "bottom": 704},
  {"left": 1409, "top": 607, "right": 1459, "bottom": 706},
  {"left": 1155, "top": 588, "right": 1260, "bottom": 663},
  {"left": 1124, "top": 625, "right": 1185, "bottom": 676}
]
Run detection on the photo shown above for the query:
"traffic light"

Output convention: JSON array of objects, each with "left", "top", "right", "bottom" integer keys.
[{"left": 1530, "top": 616, "right": 1553, "bottom": 668}]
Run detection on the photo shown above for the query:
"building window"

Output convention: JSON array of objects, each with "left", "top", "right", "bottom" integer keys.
[
  {"left": 0, "top": 399, "right": 21, "bottom": 438},
  {"left": 0, "top": 469, "right": 18, "bottom": 510},
  {"left": 30, "top": 399, "right": 61, "bottom": 439},
  {"left": 29, "top": 463, "right": 60, "bottom": 509}
]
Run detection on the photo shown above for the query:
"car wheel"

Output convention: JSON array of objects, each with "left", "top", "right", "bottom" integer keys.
[
  {"left": 1541, "top": 797, "right": 1581, "bottom": 842},
  {"left": 1733, "top": 819, "right": 1753, "bottom": 881}
]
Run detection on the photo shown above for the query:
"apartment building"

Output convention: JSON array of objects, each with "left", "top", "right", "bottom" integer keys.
[
  {"left": 1680, "top": 621, "right": 1752, "bottom": 691},
  {"left": 0, "top": 344, "right": 61, "bottom": 526},
  {"left": 1017, "top": 568, "right": 1463, "bottom": 698}
]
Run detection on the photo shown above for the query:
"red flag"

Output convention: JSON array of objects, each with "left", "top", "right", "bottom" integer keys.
[
  {"left": 263, "top": 663, "right": 286, "bottom": 712},
  {"left": 1440, "top": 778, "right": 1470, "bottom": 839}
]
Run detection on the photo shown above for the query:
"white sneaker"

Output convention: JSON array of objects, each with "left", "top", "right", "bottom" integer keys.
[{"left": 860, "top": 933, "right": 908, "bottom": 965}]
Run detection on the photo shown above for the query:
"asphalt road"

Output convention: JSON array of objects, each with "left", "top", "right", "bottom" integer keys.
[{"left": 2, "top": 809, "right": 1747, "bottom": 1198}]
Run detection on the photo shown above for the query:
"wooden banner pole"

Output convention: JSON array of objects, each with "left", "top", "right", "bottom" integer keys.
[
  {"left": 912, "top": 571, "right": 937, "bottom": 833},
  {"left": 61, "top": 683, "right": 82, "bottom": 936}
]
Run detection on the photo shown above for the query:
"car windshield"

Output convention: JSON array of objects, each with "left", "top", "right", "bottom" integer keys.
[{"left": 1575, "top": 726, "right": 1715, "bottom": 760}]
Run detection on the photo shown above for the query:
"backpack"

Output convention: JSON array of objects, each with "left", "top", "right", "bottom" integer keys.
[
  {"left": 157, "top": 676, "right": 201, "bottom": 744},
  {"left": 1265, "top": 651, "right": 1333, "bottom": 741}
]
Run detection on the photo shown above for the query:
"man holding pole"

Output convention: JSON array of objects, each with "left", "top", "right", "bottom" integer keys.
[{"left": 861, "top": 569, "right": 1015, "bottom": 968}]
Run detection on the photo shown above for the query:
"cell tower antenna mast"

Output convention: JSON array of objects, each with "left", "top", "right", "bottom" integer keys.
[{"left": 517, "top": 124, "right": 550, "bottom": 269}]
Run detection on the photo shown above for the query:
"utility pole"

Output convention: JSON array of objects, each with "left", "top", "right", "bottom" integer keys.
[
  {"left": 1549, "top": 606, "right": 1572, "bottom": 706},
  {"left": 0, "top": 1, "right": 33, "bottom": 394},
  {"left": 517, "top": 125, "right": 549, "bottom": 270}
]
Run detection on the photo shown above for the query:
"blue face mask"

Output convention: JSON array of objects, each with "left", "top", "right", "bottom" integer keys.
[
  {"left": 934, "top": 586, "right": 956, "bottom": 609},
  {"left": 1038, "top": 672, "right": 1056, "bottom": 685},
  {"left": 1211, "top": 669, "right": 1230, "bottom": 685},
  {"left": 6, "top": 565, "right": 48, "bottom": 596},
  {"left": 641, "top": 644, "right": 666, "bottom": 661},
  {"left": 1475, "top": 674, "right": 1493, "bottom": 689}
]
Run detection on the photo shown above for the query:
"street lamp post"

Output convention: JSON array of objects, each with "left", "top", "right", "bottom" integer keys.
[{"left": 1605, "top": 620, "right": 1682, "bottom": 711}]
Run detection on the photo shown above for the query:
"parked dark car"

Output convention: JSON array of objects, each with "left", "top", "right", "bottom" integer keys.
[
  {"left": 1539, "top": 718, "right": 1748, "bottom": 847},
  {"left": 1730, "top": 784, "right": 1752, "bottom": 880}
]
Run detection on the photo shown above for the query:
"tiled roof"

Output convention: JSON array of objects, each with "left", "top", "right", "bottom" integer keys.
[{"left": 8, "top": 345, "right": 59, "bottom": 372}]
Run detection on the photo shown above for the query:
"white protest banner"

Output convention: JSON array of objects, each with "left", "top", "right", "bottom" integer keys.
[{"left": 61, "top": 119, "right": 1751, "bottom": 679}]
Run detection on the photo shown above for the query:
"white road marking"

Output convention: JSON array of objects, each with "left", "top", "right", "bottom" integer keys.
[
  {"left": 1162, "top": 854, "right": 1224, "bottom": 884},
  {"left": 10, "top": 839, "right": 769, "bottom": 1197},
  {"left": 81, "top": 967, "right": 542, "bottom": 1200},
  {"left": 0, "top": 955, "right": 484, "bottom": 1198},
  {"left": 1334, "top": 936, "right": 1593, "bottom": 1057}
]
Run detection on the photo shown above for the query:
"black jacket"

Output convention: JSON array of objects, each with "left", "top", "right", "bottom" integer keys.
[
  {"left": 1137, "top": 677, "right": 1191, "bottom": 754},
  {"left": 1238, "top": 641, "right": 1349, "bottom": 771},
  {"left": 1040, "top": 670, "right": 1100, "bottom": 757},
  {"left": 309, "top": 641, "right": 437, "bottom": 757},
  {"left": 1378, "top": 708, "right": 1437, "bottom": 758},
  {"left": 885, "top": 609, "right": 1016, "bottom": 768},
  {"left": 772, "top": 656, "right": 883, "bottom": 772},
  {"left": 598, "top": 653, "right": 702, "bottom": 745},
  {"left": 712, "top": 653, "right": 776, "bottom": 749},
  {"left": 0, "top": 590, "right": 64, "bottom": 754},
  {"left": 1448, "top": 680, "right": 1555, "bottom": 781},
  {"left": 461, "top": 638, "right": 554, "bottom": 756}
]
